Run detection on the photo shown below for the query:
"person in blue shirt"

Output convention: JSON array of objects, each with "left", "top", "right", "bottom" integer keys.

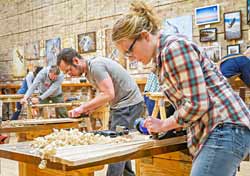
[
  {"left": 144, "top": 66, "right": 175, "bottom": 119},
  {"left": 144, "top": 68, "right": 161, "bottom": 118},
  {"left": 220, "top": 50, "right": 250, "bottom": 88},
  {"left": 11, "top": 66, "right": 43, "bottom": 120}
]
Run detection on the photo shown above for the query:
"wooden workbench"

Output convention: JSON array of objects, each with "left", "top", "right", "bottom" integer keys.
[
  {"left": 0, "top": 133, "right": 188, "bottom": 176},
  {"left": 0, "top": 118, "right": 83, "bottom": 141},
  {"left": 0, "top": 80, "right": 146, "bottom": 94}
]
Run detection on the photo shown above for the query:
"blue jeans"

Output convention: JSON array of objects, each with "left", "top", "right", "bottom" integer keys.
[
  {"left": 191, "top": 123, "right": 250, "bottom": 176},
  {"left": 11, "top": 102, "right": 22, "bottom": 120},
  {"left": 11, "top": 80, "right": 28, "bottom": 120}
]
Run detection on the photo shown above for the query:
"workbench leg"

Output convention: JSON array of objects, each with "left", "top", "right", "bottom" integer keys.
[
  {"left": 85, "top": 117, "right": 93, "bottom": 131},
  {"left": 159, "top": 99, "right": 166, "bottom": 120},
  {"left": 102, "top": 110, "right": 110, "bottom": 130},
  {"left": 0, "top": 100, "right": 2, "bottom": 122},
  {"left": 26, "top": 106, "right": 32, "bottom": 119},
  {"left": 151, "top": 104, "right": 159, "bottom": 118}
]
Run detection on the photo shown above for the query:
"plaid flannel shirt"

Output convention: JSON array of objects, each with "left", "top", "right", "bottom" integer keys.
[{"left": 156, "top": 31, "right": 250, "bottom": 157}]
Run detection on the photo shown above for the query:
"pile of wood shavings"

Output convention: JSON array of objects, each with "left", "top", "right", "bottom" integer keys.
[{"left": 30, "top": 128, "right": 131, "bottom": 169}]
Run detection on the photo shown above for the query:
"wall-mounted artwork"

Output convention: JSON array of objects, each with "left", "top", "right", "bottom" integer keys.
[
  {"left": 200, "top": 46, "right": 221, "bottom": 63},
  {"left": 195, "top": 4, "right": 220, "bottom": 25},
  {"left": 77, "top": 32, "right": 96, "bottom": 54},
  {"left": 105, "top": 29, "right": 119, "bottom": 59},
  {"left": 24, "top": 41, "right": 40, "bottom": 60},
  {"left": 200, "top": 28, "right": 217, "bottom": 42},
  {"left": 227, "top": 44, "right": 240, "bottom": 55},
  {"left": 247, "top": 0, "right": 250, "bottom": 24},
  {"left": 13, "top": 46, "right": 26, "bottom": 77},
  {"left": 163, "top": 15, "right": 193, "bottom": 40},
  {"left": 46, "top": 37, "right": 61, "bottom": 66},
  {"left": 62, "top": 37, "right": 76, "bottom": 49},
  {"left": 224, "top": 11, "right": 242, "bottom": 40}
]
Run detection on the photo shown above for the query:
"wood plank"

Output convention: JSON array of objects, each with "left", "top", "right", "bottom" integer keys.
[
  {"left": 0, "top": 119, "right": 82, "bottom": 133},
  {"left": 30, "top": 102, "right": 82, "bottom": 108},
  {"left": 2, "top": 118, "right": 83, "bottom": 125},
  {"left": 0, "top": 94, "right": 24, "bottom": 102},
  {"left": 52, "top": 140, "right": 154, "bottom": 166}
]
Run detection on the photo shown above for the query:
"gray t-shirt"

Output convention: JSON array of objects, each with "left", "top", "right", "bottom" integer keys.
[
  {"left": 85, "top": 57, "right": 143, "bottom": 109},
  {"left": 25, "top": 66, "right": 64, "bottom": 100}
]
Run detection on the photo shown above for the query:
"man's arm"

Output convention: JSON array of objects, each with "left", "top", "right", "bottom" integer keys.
[
  {"left": 81, "top": 75, "right": 114, "bottom": 113},
  {"left": 69, "top": 75, "right": 114, "bottom": 117},
  {"left": 23, "top": 72, "right": 43, "bottom": 99}
]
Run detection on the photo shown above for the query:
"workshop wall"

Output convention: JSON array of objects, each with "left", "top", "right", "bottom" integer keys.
[{"left": 0, "top": 0, "right": 249, "bottom": 82}]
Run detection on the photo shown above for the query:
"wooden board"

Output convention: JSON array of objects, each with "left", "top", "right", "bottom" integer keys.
[
  {"left": 0, "top": 133, "right": 187, "bottom": 171},
  {"left": 2, "top": 118, "right": 83, "bottom": 126},
  {"left": 0, "top": 118, "right": 82, "bottom": 134},
  {"left": 0, "top": 94, "right": 24, "bottom": 99},
  {"left": 0, "top": 94, "right": 24, "bottom": 102}
]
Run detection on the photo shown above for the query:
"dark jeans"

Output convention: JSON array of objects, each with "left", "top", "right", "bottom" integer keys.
[
  {"left": 11, "top": 102, "right": 22, "bottom": 120},
  {"left": 107, "top": 102, "right": 144, "bottom": 176},
  {"left": 11, "top": 80, "right": 28, "bottom": 120}
]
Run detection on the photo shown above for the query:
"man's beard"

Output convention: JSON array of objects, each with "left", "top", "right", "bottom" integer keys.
[{"left": 73, "top": 64, "right": 84, "bottom": 77}]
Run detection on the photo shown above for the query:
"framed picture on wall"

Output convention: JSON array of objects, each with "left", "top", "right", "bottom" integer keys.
[
  {"left": 163, "top": 15, "right": 193, "bottom": 41},
  {"left": 224, "top": 11, "right": 242, "bottom": 40},
  {"left": 24, "top": 41, "right": 40, "bottom": 60},
  {"left": 227, "top": 44, "right": 240, "bottom": 55},
  {"left": 247, "top": 0, "right": 250, "bottom": 24},
  {"left": 195, "top": 4, "right": 220, "bottom": 25},
  {"left": 77, "top": 32, "right": 96, "bottom": 54},
  {"left": 13, "top": 46, "right": 26, "bottom": 77},
  {"left": 105, "top": 29, "right": 120, "bottom": 60},
  {"left": 200, "top": 28, "right": 217, "bottom": 42},
  {"left": 45, "top": 37, "right": 61, "bottom": 66},
  {"left": 200, "top": 46, "right": 221, "bottom": 63}
]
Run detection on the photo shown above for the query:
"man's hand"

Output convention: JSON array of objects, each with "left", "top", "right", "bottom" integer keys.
[
  {"left": 68, "top": 106, "right": 83, "bottom": 118},
  {"left": 31, "top": 97, "right": 40, "bottom": 104},
  {"left": 20, "top": 98, "right": 27, "bottom": 105}
]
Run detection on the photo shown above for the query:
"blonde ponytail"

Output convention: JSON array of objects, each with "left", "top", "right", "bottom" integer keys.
[{"left": 112, "top": 0, "right": 160, "bottom": 42}]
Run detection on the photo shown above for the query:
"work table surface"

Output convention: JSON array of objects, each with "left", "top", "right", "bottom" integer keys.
[{"left": 0, "top": 133, "right": 187, "bottom": 171}]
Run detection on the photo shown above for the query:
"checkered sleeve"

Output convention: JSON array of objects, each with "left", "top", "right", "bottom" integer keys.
[{"left": 162, "top": 40, "right": 210, "bottom": 126}]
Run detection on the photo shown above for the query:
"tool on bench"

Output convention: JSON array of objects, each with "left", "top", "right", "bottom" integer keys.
[
  {"left": 92, "top": 125, "right": 129, "bottom": 138},
  {"left": 134, "top": 117, "right": 186, "bottom": 140}
]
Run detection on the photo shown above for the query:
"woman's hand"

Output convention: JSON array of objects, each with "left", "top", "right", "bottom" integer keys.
[
  {"left": 144, "top": 117, "right": 165, "bottom": 133},
  {"left": 144, "top": 116, "right": 181, "bottom": 133}
]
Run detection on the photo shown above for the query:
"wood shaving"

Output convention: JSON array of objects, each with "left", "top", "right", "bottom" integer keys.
[{"left": 30, "top": 128, "right": 131, "bottom": 169}]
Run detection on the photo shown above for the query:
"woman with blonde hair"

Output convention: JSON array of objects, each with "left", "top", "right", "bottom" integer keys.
[{"left": 112, "top": 1, "right": 250, "bottom": 175}]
